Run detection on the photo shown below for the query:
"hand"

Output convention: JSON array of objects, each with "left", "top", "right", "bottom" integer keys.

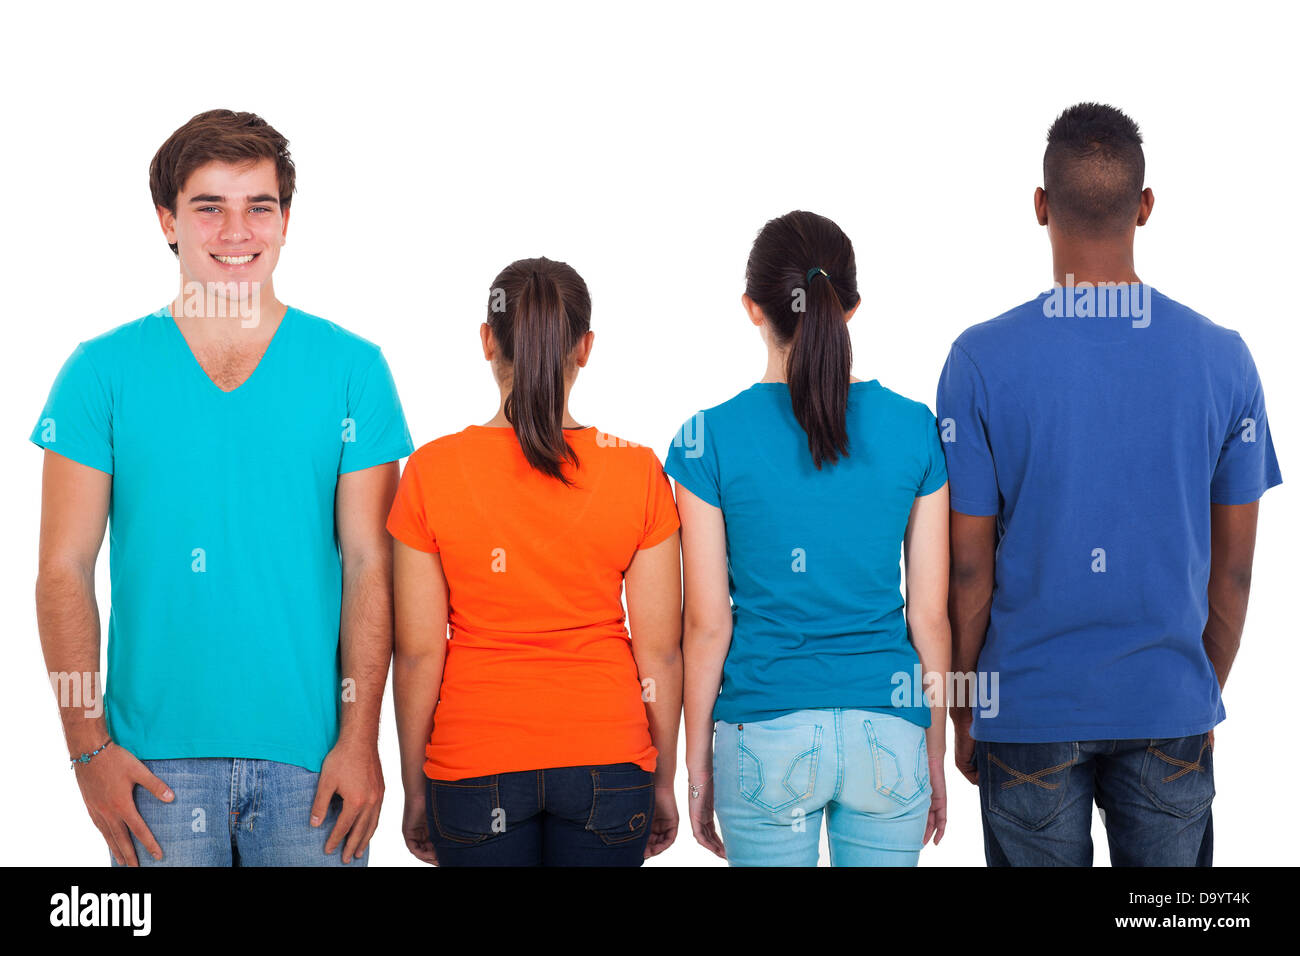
[
  {"left": 1208, "top": 728, "right": 1215, "bottom": 752},
  {"left": 73, "top": 743, "right": 174, "bottom": 866},
  {"left": 923, "top": 755, "right": 947, "bottom": 846},
  {"left": 402, "top": 789, "right": 438, "bottom": 865},
  {"left": 951, "top": 707, "right": 978, "bottom": 785},
  {"left": 687, "top": 774, "right": 726, "bottom": 859},
  {"left": 310, "top": 735, "right": 384, "bottom": 864},
  {"left": 644, "top": 782, "right": 679, "bottom": 859}
]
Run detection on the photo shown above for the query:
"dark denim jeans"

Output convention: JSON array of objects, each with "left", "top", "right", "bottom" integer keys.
[
  {"left": 976, "top": 733, "right": 1214, "bottom": 866},
  {"left": 426, "top": 762, "right": 655, "bottom": 866}
]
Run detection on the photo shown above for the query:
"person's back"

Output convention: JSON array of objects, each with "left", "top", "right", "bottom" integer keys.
[
  {"left": 941, "top": 286, "right": 1277, "bottom": 741},
  {"left": 670, "top": 379, "right": 944, "bottom": 728},
  {"left": 388, "top": 256, "right": 683, "bottom": 867},
  {"left": 669, "top": 210, "right": 951, "bottom": 867},
  {"left": 939, "top": 102, "right": 1282, "bottom": 867},
  {"left": 390, "top": 423, "right": 675, "bottom": 779}
]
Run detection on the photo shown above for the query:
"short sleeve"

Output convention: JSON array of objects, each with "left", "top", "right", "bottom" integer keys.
[
  {"left": 936, "top": 343, "right": 998, "bottom": 516},
  {"left": 340, "top": 350, "right": 415, "bottom": 474},
  {"left": 1211, "top": 338, "right": 1283, "bottom": 504},
  {"left": 916, "top": 406, "right": 949, "bottom": 496},
  {"left": 663, "top": 411, "right": 721, "bottom": 507},
  {"left": 637, "top": 448, "right": 681, "bottom": 550},
  {"left": 29, "top": 342, "right": 114, "bottom": 475},
  {"left": 386, "top": 450, "right": 438, "bottom": 552}
]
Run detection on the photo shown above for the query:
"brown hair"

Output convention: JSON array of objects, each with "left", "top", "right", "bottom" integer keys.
[
  {"left": 745, "top": 210, "right": 861, "bottom": 469},
  {"left": 149, "top": 109, "right": 296, "bottom": 255},
  {"left": 486, "top": 257, "right": 592, "bottom": 485}
]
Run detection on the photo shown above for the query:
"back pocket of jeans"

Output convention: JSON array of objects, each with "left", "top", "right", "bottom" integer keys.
[
  {"left": 864, "top": 718, "right": 929, "bottom": 806},
  {"left": 586, "top": 766, "right": 655, "bottom": 846},
  {"left": 982, "top": 742, "right": 1077, "bottom": 830},
  {"left": 428, "top": 776, "right": 501, "bottom": 845},
  {"left": 1141, "top": 734, "right": 1214, "bottom": 818},
  {"left": 738, "top": 722, "right": 822, "bottom": 812}
]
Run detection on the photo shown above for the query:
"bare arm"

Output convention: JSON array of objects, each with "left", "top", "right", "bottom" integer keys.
[
  {"left": 1204, "top": 500, "right": 1260, "bottom": 690},
  {"left": 310, "top": 460, "right": 399, "bottom": 863},
  {"left": 675, "top": 481, "right": 731, "bottom": 858},
  {"left": 391, "top": 539, "right": 448, "bottom": 864},
  {"left": 903, "top": 482, "right": 952, "bottom": 846},
  {"left": 623, "top": 529, "right": 683, "bottom": 858},
  {"left": 36, "top": 449, "right": 173, "bottom": 865},
  {"left": 948, "top": 510, "right": 997, "bottom": 784}
]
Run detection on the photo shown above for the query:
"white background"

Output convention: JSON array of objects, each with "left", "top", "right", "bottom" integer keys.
[{"left": 1, "top": 0, "right": 1295, "bottom": 867}]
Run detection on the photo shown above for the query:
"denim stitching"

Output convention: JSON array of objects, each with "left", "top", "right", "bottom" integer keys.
[
  {"left": 988, "top": 753, "right": 1076, "bottom": 790},
  {"left": 1147, "top": 740, "right": 1209, "bottom": 783}
]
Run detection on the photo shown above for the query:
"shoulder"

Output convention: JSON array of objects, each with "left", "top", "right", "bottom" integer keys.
[
  {"left": 1150, "top": 289, "right": 1249, "bottom": 353},
  {"left": 288, "top": 306, "right": 387, "bottom": 366},
  {"left": 869, "top": 382, "right": 937, "bottom": 421},
  {"left": 950, "top": 293, "right": 1048, "bottom": 359}
]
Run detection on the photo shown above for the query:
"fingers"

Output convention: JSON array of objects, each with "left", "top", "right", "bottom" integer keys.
[
  {"left": 135, "top": 766, "right": 175, "bottom": 805},
  {"left": 325, "top": 798, "right": 362, "bottom": 857},
  {"left": 109, "top": 818, "right": 140, "bottom": 868},
  {"left": 308, "top": 776, "right": 335, "bottom": 829},
  {"left": 404, "top": 833, "right": 439, "bottom": 865},
  {"left": 91, "top": 812, "right": 125, "bottom": 866},
  {"left": 341, "top": 804, "right": 379, "bottom": 864},
  {"left": 123, "top": 807, "right": 164, "bottom": 862}
]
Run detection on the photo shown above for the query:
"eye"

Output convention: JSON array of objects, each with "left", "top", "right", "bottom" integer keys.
[
  {"left": 249, "top": 206, "right": 274, "bottom": 215},
  {"left": 197, "top": 206, "right": 221, "bottom": 214}
]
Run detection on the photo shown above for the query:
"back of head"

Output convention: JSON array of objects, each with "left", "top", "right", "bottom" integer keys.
[
  {"left": 149, "top": 109, "right": 296, "bottom": 256},
  {"left": 486, "top": 257, "right": 592, "bottom": 485},
  {"left": 1043, "top": 102, "right": 1145, "bottom": 236},
  {"left": 745, "top": 210, "right": 861, "bottom": 469}
]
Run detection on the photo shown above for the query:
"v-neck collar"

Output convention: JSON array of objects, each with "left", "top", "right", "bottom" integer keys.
[{"left": 163, "top": 304, "right": 295, "bottom": 395}]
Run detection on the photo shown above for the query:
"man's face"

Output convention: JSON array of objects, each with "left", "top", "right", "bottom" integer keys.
[{"left": 160, "top": 158, "right": 289, "bottom": 291}]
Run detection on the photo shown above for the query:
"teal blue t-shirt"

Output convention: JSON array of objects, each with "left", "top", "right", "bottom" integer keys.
[
  {"left": 664, "top": 381, "right": 948, "bottom": 728},
  {"left": 31, "top": 305, "right": 414, "bottom": 771}
]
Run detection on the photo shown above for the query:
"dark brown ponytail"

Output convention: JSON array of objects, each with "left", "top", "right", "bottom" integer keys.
[
  {"left": 486, "top": 257, "right": 591, "bottom": 485},
  {"left": 744, "top": 211, "right": 860, "bottom": 469}
]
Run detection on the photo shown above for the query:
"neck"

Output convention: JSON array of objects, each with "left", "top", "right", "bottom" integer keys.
[
  {"left": 169, "top": 278, "right": 286, "bottom": 342},
  {"left": 759, "top": 347, "right": 862, "bottom": 385},
  {"left": 1050, "top": 237, "right": 1141, "bottom": 286},
  {"left": 485, "top": 388, "right": 584, "bottom": 428}
]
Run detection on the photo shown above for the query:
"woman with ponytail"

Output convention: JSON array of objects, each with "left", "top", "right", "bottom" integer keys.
[
  {"left": 388, "top": 257, "right": 683, "bottom": 866},
  {"left": 665, "top": 212, "right": 951, "bottom": 866}
]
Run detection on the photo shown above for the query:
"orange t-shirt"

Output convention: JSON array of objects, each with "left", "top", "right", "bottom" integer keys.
[{"left": 386, "top": 425, "right": 680, "bottom": 781}]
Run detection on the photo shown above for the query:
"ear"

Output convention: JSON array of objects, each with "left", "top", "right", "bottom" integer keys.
[
  {"left": 574, "top": 329, "right": 595, "bottom": 368},
  {"left": 280, "top": 205, "right": 291, "bottom": 244},
  {"left": 1136, "top": 187, "right": 1154, "bottom": 226},
  {"left": 157, "top": 205, "right": 177, "bottom": 245},
  {"left": 844, "top": 298, "right": 862, "bottom": 323},
  {"left": 479, "top": 322, "right": 494, "bottom": 361},
  {"left": 741, "top": 292, "right": 765, "bottom": 327},
  {"left": 1033, "top": 186, "right": 1049, "bottom": 226}
]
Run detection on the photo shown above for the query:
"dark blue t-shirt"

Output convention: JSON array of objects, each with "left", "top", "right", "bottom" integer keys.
[
  {"left": 937, "top": 285, "right": 1282, "bottom": 742},
  {"left": 664, "top": 381, "right": 948, "bottom": 727}
]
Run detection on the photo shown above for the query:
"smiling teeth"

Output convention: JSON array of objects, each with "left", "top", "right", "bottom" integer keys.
[{"left": 215, "top": 254, "right": 256, "bottom": 264}]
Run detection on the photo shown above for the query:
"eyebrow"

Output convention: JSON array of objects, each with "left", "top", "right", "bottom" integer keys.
[{"left": 188, "top": 193, "right": 281, "bottom": 205}]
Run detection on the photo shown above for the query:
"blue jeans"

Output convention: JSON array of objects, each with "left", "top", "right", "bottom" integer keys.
[
  {"left": 426, "top": 763, "right": 655, "bottom": 866},
  {"left": 713, "top": 709, "right": 931, "bottom": 866},
  {"left": 976, "top": 734, "right": 1214, "bottom": 866},
  {"left": 112, "top": 757, "right": 367, "bottom": 867}
]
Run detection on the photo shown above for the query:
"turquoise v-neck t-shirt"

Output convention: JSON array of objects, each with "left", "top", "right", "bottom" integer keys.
[
  {"left": 664, "top": 381, "right": 948, "bottom": 727},
  {"left": 31, "top": 305, "right": 414, "bottom": 771}
]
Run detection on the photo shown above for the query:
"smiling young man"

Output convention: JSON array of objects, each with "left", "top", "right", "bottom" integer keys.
[
  {"left": 32, "top": 109, "right": 413, "bottom": 866},
  {"left": 937, "top": 103, "right": 1281, "bottom": 866}
]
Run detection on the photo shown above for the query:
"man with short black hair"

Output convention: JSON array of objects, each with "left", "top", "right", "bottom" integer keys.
[{"left": 938, "top": 102, "right": 1281, "bottom": 866}]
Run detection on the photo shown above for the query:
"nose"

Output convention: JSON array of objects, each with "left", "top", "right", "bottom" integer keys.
[{"left": 220, "top": 211, "right": 251, "bottom": 243}]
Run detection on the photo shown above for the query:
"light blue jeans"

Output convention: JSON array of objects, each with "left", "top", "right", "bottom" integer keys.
[
  {"left": 111, "top": 757, "right": 367, "bottom": 867},
  {"left": 714, "top": 709, "right": 931, "bottom": 866}
]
